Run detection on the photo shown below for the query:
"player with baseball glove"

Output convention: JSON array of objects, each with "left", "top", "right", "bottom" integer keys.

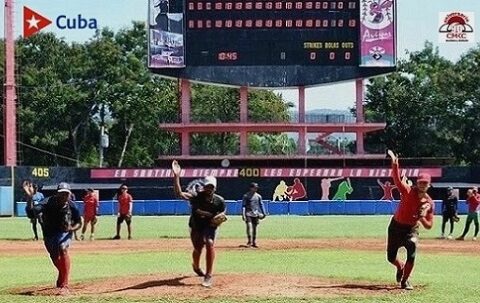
[
  {"left": 22, "top": 181, "right": 82, "bottom": 294},
  {"left": 242, "top": 182, "right": 266, "bottom": 248},
  {"left": 172, "top": 160, "right": 226, "bottom": 288},
  {"left": 386, "top": 150, "right": 434, "bottom": 291}
]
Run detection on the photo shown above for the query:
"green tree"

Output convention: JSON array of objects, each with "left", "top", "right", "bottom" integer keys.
[
  {"left": 189, "top": 85, "right": 294, "bottom": 155},
  {"left": 83, "top": 23, "right": 178, "bottom": 167},
  {"left": 449, "top": 47, "right": 480, "bottom": 164},
  {"left": 364, "top": 42, "right": 456, "bottom": 158},
  {"left": 16, "top": 33, "right": 94, "bottom": 166}
]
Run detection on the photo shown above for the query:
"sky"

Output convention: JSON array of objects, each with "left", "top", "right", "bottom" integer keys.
[{"left": 1, "top": 0, "right": 479, "bottom": 110}]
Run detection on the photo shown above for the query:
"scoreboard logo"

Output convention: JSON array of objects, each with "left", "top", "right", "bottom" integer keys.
[
  {"left": 23, "top": 7, "right": 52, "bottom": 37},
  {"left": 360, "top": 0, "right": 395, "bottom": 67},
  {"left": 439, "top": 12, "right": 475, "bottom": 43}
]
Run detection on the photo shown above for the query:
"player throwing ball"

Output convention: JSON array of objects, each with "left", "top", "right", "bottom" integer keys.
[
  {"left": 22, "top": 181, "right": 82, "bottom": 295},
  {"left": 386, "top": 150, "right": 434, "bottom": 290},
  {"left": 172, "top": 160, "right": 226, "bottom": 288}
]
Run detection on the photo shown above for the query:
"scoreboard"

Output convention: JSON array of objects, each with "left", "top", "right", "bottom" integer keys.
[
  {"left": 148, "top": 0, "right": 396, "bottom": 87},
  {"left": 186, "top": 0, "right": 359, "bottom": 66}
]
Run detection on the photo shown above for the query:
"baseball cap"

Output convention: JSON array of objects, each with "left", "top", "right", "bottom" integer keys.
[
  {"left": 447, "top": 186, "right": 453, "bottom": 191},
  {"left": 250, "top": 182, "right": 259, "bottom": 188},
  {"left": 417, "top": 173, "right": 431, "bottom": 183},
  {"left": 57, "top": 182, "right": 71, "bottom": 193},
  {"left": 204, "top": 176, "right": 217, "bottom": 188}
]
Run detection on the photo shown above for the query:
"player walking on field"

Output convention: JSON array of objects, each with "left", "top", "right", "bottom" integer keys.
[
  {"left": 242, "top": 182, "right": 266, "bottom": 248},
  {"left": 386, "top": 150, "right": 434, "bottom": 290},
  {"left": 172, "top": 160, "right": 226, "bottom": 288},
  {"left": 440, "top": 187, "right": 459, "bottom": 239},
  {"left": 456, "top": 187, "right": 480, "bottom": 241},
  {"left": 113, "top": 184, "right": 133, "bottom": 240},
  {"left": 80, "top": 188, "right": 99, "bottom": 241},
  {"left": 22, "top": 181, "right": 82, "bottom": 295}
]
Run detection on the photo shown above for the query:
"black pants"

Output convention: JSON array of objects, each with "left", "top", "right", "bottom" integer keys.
[
  {"left": 190, "top": 226, "right": 217, "bottom": 250},
  {"left": 441, "top": 211, "right": 456, "bottom": 235},
  {"left": 387, "top": 218, "right": 419, "bottom": 264}
]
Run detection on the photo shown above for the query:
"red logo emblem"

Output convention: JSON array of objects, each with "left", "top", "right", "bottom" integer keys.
[{"left": 23, "top": 6, "right": 52, "bottom": 38}]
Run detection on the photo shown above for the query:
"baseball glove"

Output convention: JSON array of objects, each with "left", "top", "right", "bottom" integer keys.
[
  {"left": 60, "top": 204, "right": 73, "bottom": 232},
  {"left": 210, "top": 213, "right": 228, "bottom": 227},
  {"left": 417, "top": 202, "right": 431, "bottom": 219}
]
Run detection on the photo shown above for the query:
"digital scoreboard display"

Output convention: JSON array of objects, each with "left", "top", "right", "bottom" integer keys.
[
  {"left": 148, "top": 0, "right": 396, "bottom": 87},
  {"left": 186, "top": 1, "right": 359, "bottom": 66}
]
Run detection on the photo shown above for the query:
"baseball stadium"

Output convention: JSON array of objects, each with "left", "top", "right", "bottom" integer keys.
[{"left": 1, "top": 0, "right": 480, "bottom": 302}]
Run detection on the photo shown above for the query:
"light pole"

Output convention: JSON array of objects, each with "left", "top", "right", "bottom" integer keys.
[{"left": 98, "top": 104, "right": 109, "bottom": 167}]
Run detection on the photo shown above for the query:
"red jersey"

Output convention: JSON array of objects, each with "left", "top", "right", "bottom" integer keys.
[
  {"left": 83, "top": 193, "right": 99, "bottom": 217},
  {"left": 467, "top": 194, "right": 480, "bottom": 213},
  {"left": 391, "top": 163, "right": 434, "bottom": 226},
  {"left": 118, "top": 192, "right": 133, "bottom": 215}
]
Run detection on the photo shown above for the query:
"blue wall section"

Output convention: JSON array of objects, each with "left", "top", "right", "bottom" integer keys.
[
  {"left": 289, "top": 202, "right": 309, "bottom": 215},
  {"left": 14, "top": 200, "right": 472, "bottom": 217},
  {"left": 0, "top": 186, "right": 14, "bottom": 216}
]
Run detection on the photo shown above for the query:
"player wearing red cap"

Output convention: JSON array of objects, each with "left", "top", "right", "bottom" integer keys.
[{"left": 386, "top": 150, "right": 434, "bottom": 290}]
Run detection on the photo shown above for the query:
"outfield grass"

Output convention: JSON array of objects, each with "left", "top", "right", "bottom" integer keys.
[{"left": 1, "top": 215, "right": 479, "bottom": 303}]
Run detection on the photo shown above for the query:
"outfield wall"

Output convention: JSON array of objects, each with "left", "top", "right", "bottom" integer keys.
[
  {"left": 2, "top": 165, "right": 479, "bottom": 217},
  {"left": 15, "top": 200, "right": 469, "bottom": 217}
]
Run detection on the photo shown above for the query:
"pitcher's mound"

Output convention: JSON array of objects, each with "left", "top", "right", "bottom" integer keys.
[{"left": 12, "top": 273, "right": 413, "bottom": 299}]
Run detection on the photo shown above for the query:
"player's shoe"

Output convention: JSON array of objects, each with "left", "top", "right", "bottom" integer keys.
[
  {"left": 447, "top": 234, "right": 453, "bottom": 240},
  {"left": 400, "top": 280, "right": 413, "bottom": 290},
  {"left": 58, "top": 286, "right": 70, "bottom": 296},
  {"left": 473, "top": 237, "right": 477, "bottom": 241},
  {"left": 90, "top": 235, "right": 95, "bottom": 241},
  {"left": 201, "top": 275, "right": 213, "bottom": 288},
  {"left": 456, "top": 236, "right": 465, "bottom": 241},
  {"left": 396, "top": 267, "right": 404, "bottom": 283},
  {"left": 251, "top": 243, "right": 258, "bottom": 248},
  {"left": 112, "top": 235, "right": 121, "bottom": 240},
  {"left": 80, "top": 234, "right": 84, "bottom": 241},
  {"left": 439, "top": 233, "right": 445, "bottom": 239},
  {"left": 192, "top": 264, "right": 205, "bottom": 277}
]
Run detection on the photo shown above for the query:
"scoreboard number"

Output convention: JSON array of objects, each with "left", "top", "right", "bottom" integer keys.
[
  {"left": 32, "top": 167, "right": 50, "bottom": 178},
  {"left": 239, "top": 168, "right": 260, "bottom": 177}
]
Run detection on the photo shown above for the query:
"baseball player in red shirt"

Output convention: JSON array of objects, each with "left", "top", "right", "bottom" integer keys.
[
  {"left": 80, "top": 188, "right": 99, "bottom": 241},
  {"left": 456, "top": 187, "right": 480, "bottom": 241},
  {"left": 113, "top": 184, "right": 133, "bottom": 240},
  {"left": 386, "top": 150, "right": 434, "bottom": 290}
]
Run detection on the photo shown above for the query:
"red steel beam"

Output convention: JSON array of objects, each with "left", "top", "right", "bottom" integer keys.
[{"left": 4, "top": 0, "right": 17, "bottom": 166}]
